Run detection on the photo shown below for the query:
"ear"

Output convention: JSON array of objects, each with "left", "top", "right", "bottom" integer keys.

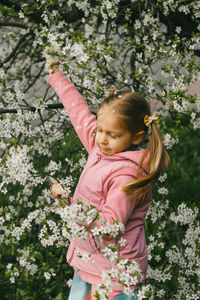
[{"left": 132, "top": 131, "right": 145, "bottom": 145}]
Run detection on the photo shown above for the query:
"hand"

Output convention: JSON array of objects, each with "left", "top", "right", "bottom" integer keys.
[
  {"left": 51, "top": 180, "right": 64, "bottom": 199},
  {"left": 48, "top": 61, "right": 60, "bottom": 75},
  {"left": 51, "top": 180, "right": 69, "bottom": 208}
]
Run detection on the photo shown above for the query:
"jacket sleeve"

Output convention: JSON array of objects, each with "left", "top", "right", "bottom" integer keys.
[{"left": 47, "top": 71, "right": 97, "bottom": 153}]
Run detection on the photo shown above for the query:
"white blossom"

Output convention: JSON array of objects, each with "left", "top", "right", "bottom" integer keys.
[
  {"left": 163, "top": 133, "right": 178, "bottom": 149},
  {"left": 157, "top": 187, "right": 168, "bottom": 195},
  {"left": 158, "top": 173, "right": 167, "bottom": 183},
  {"left": 170, "top": 203, "right": 198, "bottom": 225}
]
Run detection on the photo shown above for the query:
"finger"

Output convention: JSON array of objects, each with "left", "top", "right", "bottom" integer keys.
[
  {"left": 61, "top": 200, "right": 67, "bottom": 208},
  {"left": 54, "top": 183, "right": 64, "bottom": 194},
  {"left": 51, "top": 185, "right": 61, "bottom": 198}
]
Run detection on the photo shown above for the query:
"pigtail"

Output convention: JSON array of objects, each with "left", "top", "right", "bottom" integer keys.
[{"left": 122, "top": 123, "right": 170, "bottom": 198}]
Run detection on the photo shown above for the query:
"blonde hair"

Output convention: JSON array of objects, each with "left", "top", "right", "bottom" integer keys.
[{"left": 100, "top": 91, "right": 170, "bottom": 198}]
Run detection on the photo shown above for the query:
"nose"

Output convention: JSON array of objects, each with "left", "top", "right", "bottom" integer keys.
[{"left": 100, "top": 133, "right": 108, "bottom": 144}]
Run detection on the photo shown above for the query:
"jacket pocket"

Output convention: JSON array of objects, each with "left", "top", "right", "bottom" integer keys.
[{"left": 122, "top": 226, "right": 147, "bottom": 259}]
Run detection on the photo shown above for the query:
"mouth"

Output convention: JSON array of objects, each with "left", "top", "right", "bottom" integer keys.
[{"left": 100, "top": 146, "right": 109, "bottom": 150}]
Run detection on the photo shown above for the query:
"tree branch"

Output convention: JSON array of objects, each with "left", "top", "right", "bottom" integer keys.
[
  {"left": 0, "top": 32, "right": 32, "bottom": 67},
  {"left": 0, "top": 103, "right": 64, "bottom": 114},
  {"left": 0, "top": 0, "right": 43, "bottom": 24},
  {"left": 0, "top": 22, "right": 27, "bottom": 29},
  {"left": 24, "top": 64, "right": 46, "bottom": 94}
]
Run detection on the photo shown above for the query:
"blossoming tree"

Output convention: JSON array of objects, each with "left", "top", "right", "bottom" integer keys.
[{"left": 0, "top": 0, "right": 200, "bottom": 299}]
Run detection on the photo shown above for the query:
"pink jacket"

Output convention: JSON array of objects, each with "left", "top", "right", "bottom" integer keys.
[{"left": 47, "top": 71, "right": 152, "bottom": 290}]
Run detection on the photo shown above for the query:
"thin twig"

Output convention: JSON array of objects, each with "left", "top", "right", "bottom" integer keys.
[
  {"left": 0, "top": 32, "right": 32, "bottom": 67},
  {"left": 0, "top": 103, "right": 64, "bottom": 114}
]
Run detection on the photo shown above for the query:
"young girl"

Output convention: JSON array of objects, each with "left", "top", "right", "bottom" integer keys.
[{"left": 48, "top": 66, "right": 169, "bottom": 300}]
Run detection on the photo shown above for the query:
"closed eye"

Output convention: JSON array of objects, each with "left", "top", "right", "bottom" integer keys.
[{"left": 110, "top": 134, "right": 119, "bottom": 139}]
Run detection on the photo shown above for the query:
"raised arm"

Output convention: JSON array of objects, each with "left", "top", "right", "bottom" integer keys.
[{"left": 47, "top": 70, "right": 97, "bottom": 153}]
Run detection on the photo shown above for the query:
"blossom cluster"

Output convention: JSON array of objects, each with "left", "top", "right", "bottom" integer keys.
[{"left": 38, "top": 199, "right": 143, "bottom": 298}]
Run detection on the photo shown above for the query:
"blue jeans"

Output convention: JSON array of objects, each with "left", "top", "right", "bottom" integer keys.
[{"left": 68, "top": 275, "right": 138, "bottom": 300}]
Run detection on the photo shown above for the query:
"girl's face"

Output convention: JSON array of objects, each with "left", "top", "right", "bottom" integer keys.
[{"left": 96, "top": 105, "right": 141, "bottom": 156}]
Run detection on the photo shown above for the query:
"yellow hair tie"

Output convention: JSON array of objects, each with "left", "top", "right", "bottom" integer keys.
[
  {"left": 144, "top": 112, "right": 159, "bottom": 127},
  {"left": 107, "top": 88, "right": 117, "bottom": 94}
]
